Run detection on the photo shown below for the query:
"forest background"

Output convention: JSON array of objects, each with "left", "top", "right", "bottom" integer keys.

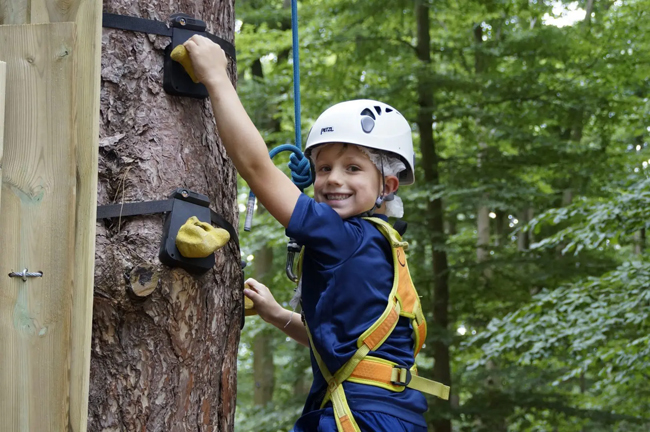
[{"left": 231, "top": 0, "right": 650, "bottom": 431}]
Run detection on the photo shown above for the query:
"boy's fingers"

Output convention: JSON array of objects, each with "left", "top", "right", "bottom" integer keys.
[
  {"left": 188, "top": 34, "right": 210, "bottom": 47},
  {"left": 184, "top": 35, "right": 207, "bottom": 50},
  {"left": 183, "top": 39, "right": 197, "bottom": 51},
  {"left": 244, "top": 284, "right": 262, "bottom": 297},
  {"left": 245, "top": 278, "right": 263, "bottom": 289}
]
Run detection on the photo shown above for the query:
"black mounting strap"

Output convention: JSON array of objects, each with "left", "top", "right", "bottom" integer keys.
[
  {"left": 96, "top": 198, "right": 238, "bottom": 245},
  {"left": 102, "top": 12, "right": 236, "bottom": 98},
  {"left": 102, "top": 13, "right": 236, "bottom": 60},
  {"left": 97, "top": 188, "right": 239, "bottom": 275}
]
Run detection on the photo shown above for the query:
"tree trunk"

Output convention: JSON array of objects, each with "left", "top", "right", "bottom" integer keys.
[
  {"left": 474, "top": 24, "right": 492, "bottom": 280},
  {"left": 252, "top": 238, "right": 275, "bottom": 406},
  {"left": 415, "top": 2, "right": 452, "bottom": 432},
  {"left": 585, "top": 0, "right": 595, "bottom": 25},
  {"left": 634, "top": 229, "right": 645, "bottom": 255},
  {"left": 90, "top": 1, "right": 241, "bottom": 431},
  {"left": 494, "top": 210, "right": 506, "bottom": 246},
  {"left": 477, "top": 204, "right": 490, "bottom": 264},
  {"left": 517, "top": 208, "right": 533, "bottom": 251},
  {"left": 252, "top": 331, "right": 275, "bottom": 406}
]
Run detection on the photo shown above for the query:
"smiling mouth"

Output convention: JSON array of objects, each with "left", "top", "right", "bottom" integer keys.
[{"left": 325, "top": 194, "right": 352, "bottom": 201}]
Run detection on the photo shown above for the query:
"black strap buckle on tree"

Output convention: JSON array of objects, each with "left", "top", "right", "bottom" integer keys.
[
  {"left": 102, "top": 12, "right": 236, "bottom": 99},
  {"left": 97, "top": 188, "right": 238, "bottom": 275}
]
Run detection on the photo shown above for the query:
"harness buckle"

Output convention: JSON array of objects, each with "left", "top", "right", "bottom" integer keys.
[{"left": 390, "top": 367, "right": 412, "bottom": 386}]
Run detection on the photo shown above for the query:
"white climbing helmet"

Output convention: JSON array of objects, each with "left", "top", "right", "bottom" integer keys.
[{"left": 305, "top": 99, "right": 415, "bottom": 185}]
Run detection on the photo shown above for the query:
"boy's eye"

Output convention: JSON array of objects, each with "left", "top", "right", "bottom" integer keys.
[
  {"left": 347, "top": 165, "right": 361, "bottom": 172},
  {"left": 318, "top": 166, "right": 331, "bottom": 172}
]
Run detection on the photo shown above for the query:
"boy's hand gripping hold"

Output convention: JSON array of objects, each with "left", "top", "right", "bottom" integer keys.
[
  {"left": 182, "top": 35, "right": 229, "bottom": 89},
  {"left": 244, "top": 279, "right": 308, "bottom": 347}
]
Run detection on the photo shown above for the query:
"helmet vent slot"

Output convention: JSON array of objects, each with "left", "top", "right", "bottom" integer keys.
[
  {"left": 374, "top": 106, "right": 382, "bottom": 115},
  {"left": 360, "top": 108, "right": 376, "bottom": 120},
  {"left": 361, "top": 116, "right": 375, "bottom": 133},
  {"left": 385, "top": 108, "right": 393, "bottom": 113}
]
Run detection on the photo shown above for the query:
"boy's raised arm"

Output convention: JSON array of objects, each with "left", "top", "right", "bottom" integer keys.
[{"left": 184, "top": 35, "right": 301, "bottom": 228}]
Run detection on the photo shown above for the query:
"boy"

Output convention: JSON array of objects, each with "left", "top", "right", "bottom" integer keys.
[{"left": 185, "top": 35, "right": 446, "bottom": 432}]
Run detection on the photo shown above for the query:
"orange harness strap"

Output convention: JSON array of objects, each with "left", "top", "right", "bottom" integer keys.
[{"left": 302, "top": 218, "right": 450, "bottom": 432}]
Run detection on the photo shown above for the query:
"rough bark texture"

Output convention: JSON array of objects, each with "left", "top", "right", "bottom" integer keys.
[{"left": 89, "top": 1, "right": 241, "bottom": 431}]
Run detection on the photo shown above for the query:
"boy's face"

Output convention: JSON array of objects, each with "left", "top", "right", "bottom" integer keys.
[{"left": 312, "top": 143, "right": 382, "bottom": 219}]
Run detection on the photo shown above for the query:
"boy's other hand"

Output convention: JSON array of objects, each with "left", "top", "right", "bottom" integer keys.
[
  {"left": 183, "top": 35, "right": 229, "bottom": 89},
  {"left": 244, "top": 278, "right": 283, "bottom": 323}
]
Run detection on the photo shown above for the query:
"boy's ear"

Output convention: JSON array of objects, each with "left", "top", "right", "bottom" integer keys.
[{"left": 384, "top": 175, "right": 399, "bottom": 195}]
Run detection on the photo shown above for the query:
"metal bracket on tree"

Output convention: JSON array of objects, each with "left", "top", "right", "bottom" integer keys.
[
  {"left": 97, "top": 188, "right": 238, "bottom": 275},
  {"left": 102, "top": 12, "right": 236, "bottom": 99}
]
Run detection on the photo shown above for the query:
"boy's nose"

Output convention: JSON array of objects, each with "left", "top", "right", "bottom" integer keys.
[{"left": 327, "top": 168, "right": 344, "bottom": 185}]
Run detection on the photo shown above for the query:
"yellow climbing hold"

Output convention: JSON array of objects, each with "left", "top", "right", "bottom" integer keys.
[
  {"left": 176, "top": 216, "right": 230, "bottom": 258},
  {"left": 170, "top": 45, "right": 199, "bottom": 83},
  {"left": 244, "top": 295, "right": 258, "bottom": 317}
]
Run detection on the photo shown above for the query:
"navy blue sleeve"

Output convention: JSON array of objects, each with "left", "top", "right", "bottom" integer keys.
[{"left": 286, "top": 194, "right": 363, "bottom": 268}]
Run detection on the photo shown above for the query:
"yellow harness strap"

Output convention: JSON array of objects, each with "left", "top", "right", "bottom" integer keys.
[{"left": 302, "top": 218, "right": 450, "bottom": 432}]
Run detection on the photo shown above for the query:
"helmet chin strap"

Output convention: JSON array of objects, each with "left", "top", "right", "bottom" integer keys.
[{"left": 360, "top": 155, "right": 389, "bottom": 218}]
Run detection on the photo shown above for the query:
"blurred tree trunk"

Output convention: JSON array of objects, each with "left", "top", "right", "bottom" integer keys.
[
  {"left": 634, "top": 229, "right": 645, "bottom": 255},
  {"left": 474, "top": 24, "right": 492, "bottom": 280},
  {"left": 247, "top": 0, "right": 292, "bottom": 399},
  {"left": 415, "top": 2, "right": 451, "bottom": 432},
  {"left": 252, "top": 241, "right": 275, "bottom": 406},
  {"left": 494, "top": 210, "right": 506, "bottom": 246},
  {"left": 518, "top": 208, "right": 533, "bottom": 251},
  {"left": 473, "top": 22, "right": 507, "bottom": 432},
  {"left": 90, "top": 1, "right": 242, "bottom": 430},
  {"left": 634, "top": 134, "right": 645, "bottom": 255}
]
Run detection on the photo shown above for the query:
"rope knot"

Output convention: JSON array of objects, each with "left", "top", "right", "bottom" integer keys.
[
  {"left": 245, "top": 144, "right": 313, "bottom": 231},
  {"left": 288, "top": 152, "right": 312, "bottom": 191}
]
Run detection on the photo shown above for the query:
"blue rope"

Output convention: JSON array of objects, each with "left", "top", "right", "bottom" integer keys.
[
  {"left": 291, "top": 0, "right": 302, "bottom": 148},
  {"left": 244, "top": 0, "right": 312, "bottom": 232}
]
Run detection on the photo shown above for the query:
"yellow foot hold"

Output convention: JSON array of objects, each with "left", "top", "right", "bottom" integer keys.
[
  {"left": 170, "top": 45, "right": 199, "bottom": 83},
  {"left": 176, "top": 216, "right": 230, "bottom": 258}
]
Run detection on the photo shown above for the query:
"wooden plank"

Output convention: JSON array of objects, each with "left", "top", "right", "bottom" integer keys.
[
  {"left": 43, "top": 3, "right": 103, "bottom": 430},
  {"left": 0, "top": 22, "right": 77, "bottom": 432},
  {"left": 0, "top": 61, "right": 5, "bottom": 208},
  {"left": 1, "top": 2, "right": 103, "bottom": 430},
  {"left": 0, "top": 1, "right": 29, "bottom": 24}
]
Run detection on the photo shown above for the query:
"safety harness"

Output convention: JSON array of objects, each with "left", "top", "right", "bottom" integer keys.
[{"left": 300, "top": 217, "right": 450, "bottom": 432}]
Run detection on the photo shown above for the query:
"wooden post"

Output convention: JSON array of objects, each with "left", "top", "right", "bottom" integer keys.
[
  {"left": 0, "top": 23, "right": 77, "bottom": 431},
  {"left": 0, "top": 0, "right": 102, "bottom": 430},
  {"left": 0, "top": 61, "right": 5, "bottom": 207}
]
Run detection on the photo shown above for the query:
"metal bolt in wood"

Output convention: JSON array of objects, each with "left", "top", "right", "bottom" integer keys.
[{"left": 7, "top": 269, "right": 44, "bottom": 282}]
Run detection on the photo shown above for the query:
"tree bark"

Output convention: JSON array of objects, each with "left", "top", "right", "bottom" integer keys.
[
  {"left": 90, "top": 1, "right": 241, "bottom": 431},
  {"left": 415, "top": 2, "right": 452, "bottom": 432}
]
